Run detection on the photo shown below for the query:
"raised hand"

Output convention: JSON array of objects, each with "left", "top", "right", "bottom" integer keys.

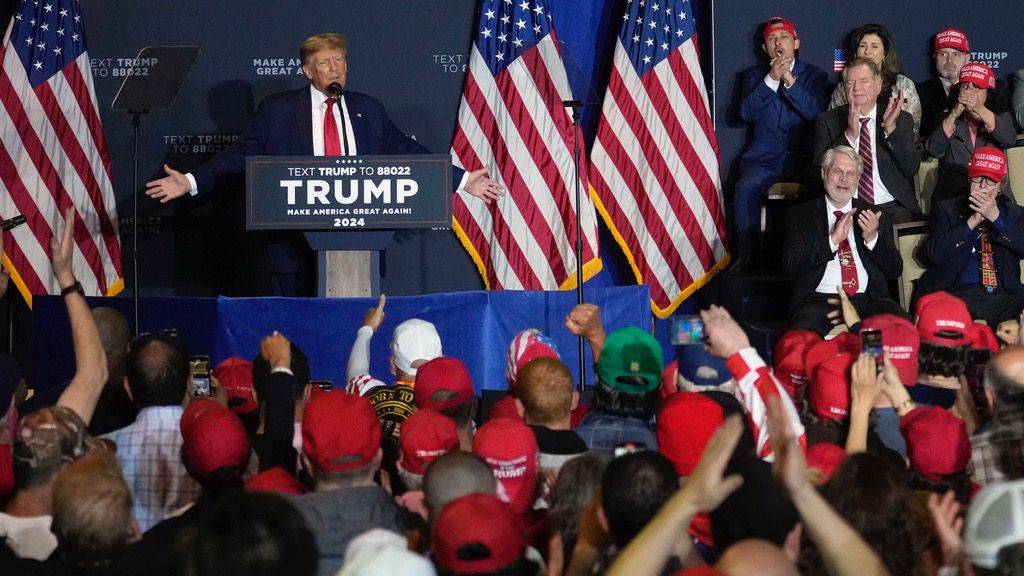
[{"left": 362, "top": 294, "right": 386, "bottom": 331}]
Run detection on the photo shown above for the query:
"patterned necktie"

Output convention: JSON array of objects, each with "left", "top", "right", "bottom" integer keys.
[
  {"left": 978, "top": 222, "right": 998, "bottom": 293},
  {"left": 324, "top": 97, "right": 342, "bottom": 156},
  {"left": 856, "top": 117, "right": 874, "bottom": 205},
  {"left": 834, "top": 210, "right": 860, "bottom": 296}
]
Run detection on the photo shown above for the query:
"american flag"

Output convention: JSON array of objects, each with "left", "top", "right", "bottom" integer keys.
[
  {"left": 589, "top": 0, "right": 726, "bottom": 318},
  {"left": 450, "top": 0, "right": 601, "bottom": 290},
  {"left": 1, "top": 0, "right": 122, "bottom": 306},
  {"left": 833, "top": 48, "right": 847, "bottom": 72}
]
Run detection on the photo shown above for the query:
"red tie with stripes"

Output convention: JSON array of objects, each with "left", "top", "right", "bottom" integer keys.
[
  {"left": 324, "top": 98, "right": 342, "bottom": 156},
  {"left": 834, "top": 210, "right": 859, "bottom": 296},
  {"left": 856, "top": 117, "right": 874, "bottom": 205}
]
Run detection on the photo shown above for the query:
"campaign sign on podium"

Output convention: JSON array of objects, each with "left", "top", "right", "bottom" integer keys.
[{"left": 245, "top": 154, "right": 452, "bottom": 230}]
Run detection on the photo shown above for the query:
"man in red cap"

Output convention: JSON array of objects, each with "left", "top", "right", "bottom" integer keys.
[
  {"left": 926, "top": 62, "right": 1016, "bottom": 203},
  {"left": 731, "top": 16, "right": 829, "bottom": 274},
  {"left": 918, "top": 147, "right": 1024, "bottom": 327},
  {"left": 285, "top": 392, "right": 401, "bottom": 576},
  {"left": 919, "top": 29, "right": 972, "bottom": 139}
]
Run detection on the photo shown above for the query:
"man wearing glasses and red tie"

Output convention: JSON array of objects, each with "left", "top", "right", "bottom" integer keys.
[{"left": 917, "top": 147, "right": 1024, "bottom": 328}]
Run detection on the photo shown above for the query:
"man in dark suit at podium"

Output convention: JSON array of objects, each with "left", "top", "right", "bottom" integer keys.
[
  {"left": 145, "top": 33, "right": 503, "bottom": 295},
  {"left": 783, "top": 146, "right": 904, "bottom": 335}
]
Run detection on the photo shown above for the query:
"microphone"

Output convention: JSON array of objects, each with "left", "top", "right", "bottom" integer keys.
[
  {"left": 1, "top": 215, "right": 25, "bottom": 232},
  {"left": 326, "top": 83, "right": 350, "bottom": 155}
]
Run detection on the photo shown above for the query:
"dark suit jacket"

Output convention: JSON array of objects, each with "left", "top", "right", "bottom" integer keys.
[
  {"left": 813, "top": 105, "right": 920, "bottom": 212},
  {"left": 189, "top": 85, "right": 459, "bottom": 276},
  {"left": 925, "top": 111, "right": 1017, "bottom": 202},
  {"left": 916, "top": 194, "right": 1024, "bottom": 297},
  {"left": 738, "top": 59, "right": 829, "bottom": 169},
  {"left": 192, "top": 86, "right": 446, "bottom": 193},
  {"left": 917, "top": 77, "right": 949, "bottom": 142},
  {"left": 782, "top": 196, "right": 902, "bottom": 313}
]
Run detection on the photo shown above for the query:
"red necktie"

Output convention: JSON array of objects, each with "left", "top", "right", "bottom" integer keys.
[
  {"left": 324, "top": 98, "right": 342, "bottom": 156},
  {"left": 979, "top": 222, "right": 998, "bottom": 293},
  {"left": 856, "top": 117, "right": 874, "bottom": 205},
  {"left": 834, "top": 210, "right": 860, "bottom": 296}
]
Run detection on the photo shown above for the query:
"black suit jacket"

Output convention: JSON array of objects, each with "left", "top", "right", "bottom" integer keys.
[
  {"left": 916, "top": 194, "right": 1024, "bottom": 298},
  {"left": 192, "top": 86, "right": 446, "bottom": 194},
  {"left": 917, "top": 77, "right": 949, "bottom": 142},
  {"left": 813, "top": 105, "right": 920, "bottom": 212},
  {"left": 783, "top": 196, "right": 902, "bottom": 313}
]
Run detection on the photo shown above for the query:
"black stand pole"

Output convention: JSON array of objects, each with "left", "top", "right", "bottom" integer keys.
[
  {"left": 565, "top": 100, "right": 585, "bottom": 390},
  {"left": 110, "top": 46, "right": 201, "bottom": 336},
  {"left": 130, "top": 111, "right": 142, "bottom": 337}
]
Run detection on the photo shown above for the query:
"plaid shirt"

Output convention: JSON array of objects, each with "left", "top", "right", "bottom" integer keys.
[
  {"left": 970, "top": 406, "right": 1024, "bottom": 488},
  {"left": 104, "top": 405, "right": 200, "bottom": 531}
]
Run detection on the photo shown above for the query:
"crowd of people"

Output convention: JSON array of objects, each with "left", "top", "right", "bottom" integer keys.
[
  {"left": 2, "top": 204, "right": 1024, "bottom": 576},
  {"left": 2, "top": 16, "right": 1024, "bottom": 576},
  {"left": 733, "top": 19, "right": 1024, "bottom": 286}
]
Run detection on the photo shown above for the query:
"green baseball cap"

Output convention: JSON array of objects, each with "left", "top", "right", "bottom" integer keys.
[{"left": 597, "top": 327, "right": 663, "bottom": 393}]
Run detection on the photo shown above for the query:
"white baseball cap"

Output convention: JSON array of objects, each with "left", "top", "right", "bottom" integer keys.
[
  {"left": 966, "top": 478, "right": 1024, "bottom": 569},
  {"left": 390, "top": 319, "right": 442, "bottom": 376}
]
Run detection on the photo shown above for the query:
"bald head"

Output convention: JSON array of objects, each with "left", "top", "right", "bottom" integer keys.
[
  {"left": 985, "top": 346, "right": 1024, "bottom": 409},
  {"left": 423, "top": 450, "right": 496, "bottom": 525},
  {"left": 716, "top": 539, "right": 798, "bottom": 576}
]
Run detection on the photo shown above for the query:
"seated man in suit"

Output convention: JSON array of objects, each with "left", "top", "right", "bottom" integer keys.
[
  {"left": 145, "top": 33, "right": 502, "bottom": 295},
  {"left": 916, "top": 147, "right": 1024, "bottom": 327},
  {"left": 783, "top": 146, "right": 905, "bottom": 335},
  {"left": 732, "top": 16, "right": 829, "bottom": 273},
  {"left": 814, "top": 58, "right": 921, "bottom": 226}
]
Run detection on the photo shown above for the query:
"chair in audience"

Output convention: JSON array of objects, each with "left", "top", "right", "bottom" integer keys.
[
  {"left": 892, "top": 221, "right": 931, "bottom": 310},
  {"left": 916, "top": 157, "right": 939, "bottom": 215}
]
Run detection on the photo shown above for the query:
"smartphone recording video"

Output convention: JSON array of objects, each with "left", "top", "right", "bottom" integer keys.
[{"left": 189, "top": 355, "right": 211, "bottom": 398}]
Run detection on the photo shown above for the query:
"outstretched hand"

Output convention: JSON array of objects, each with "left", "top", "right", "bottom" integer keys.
[
  {"left": 145, "top": 164, "right": 192, "bottom": 204},
  {"left": 463, "top": 168, "right": 505, "bottom": 203}
]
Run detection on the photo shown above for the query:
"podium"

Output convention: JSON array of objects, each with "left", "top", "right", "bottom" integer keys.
[{"left": 245, "top": 154, "right": 453, "bottom": 297}]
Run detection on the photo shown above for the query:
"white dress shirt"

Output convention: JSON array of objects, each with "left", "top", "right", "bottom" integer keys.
[
  {"left": 846, "top": 104, "right": 895, "bottom": 205},
  {"left": 815, "top": 198, "right": 877, "bottom": 294}
]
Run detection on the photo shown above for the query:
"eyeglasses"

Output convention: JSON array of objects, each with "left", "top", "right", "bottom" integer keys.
[{"left": 970, "top": 176, "right": 1000, "bottom": 188}]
